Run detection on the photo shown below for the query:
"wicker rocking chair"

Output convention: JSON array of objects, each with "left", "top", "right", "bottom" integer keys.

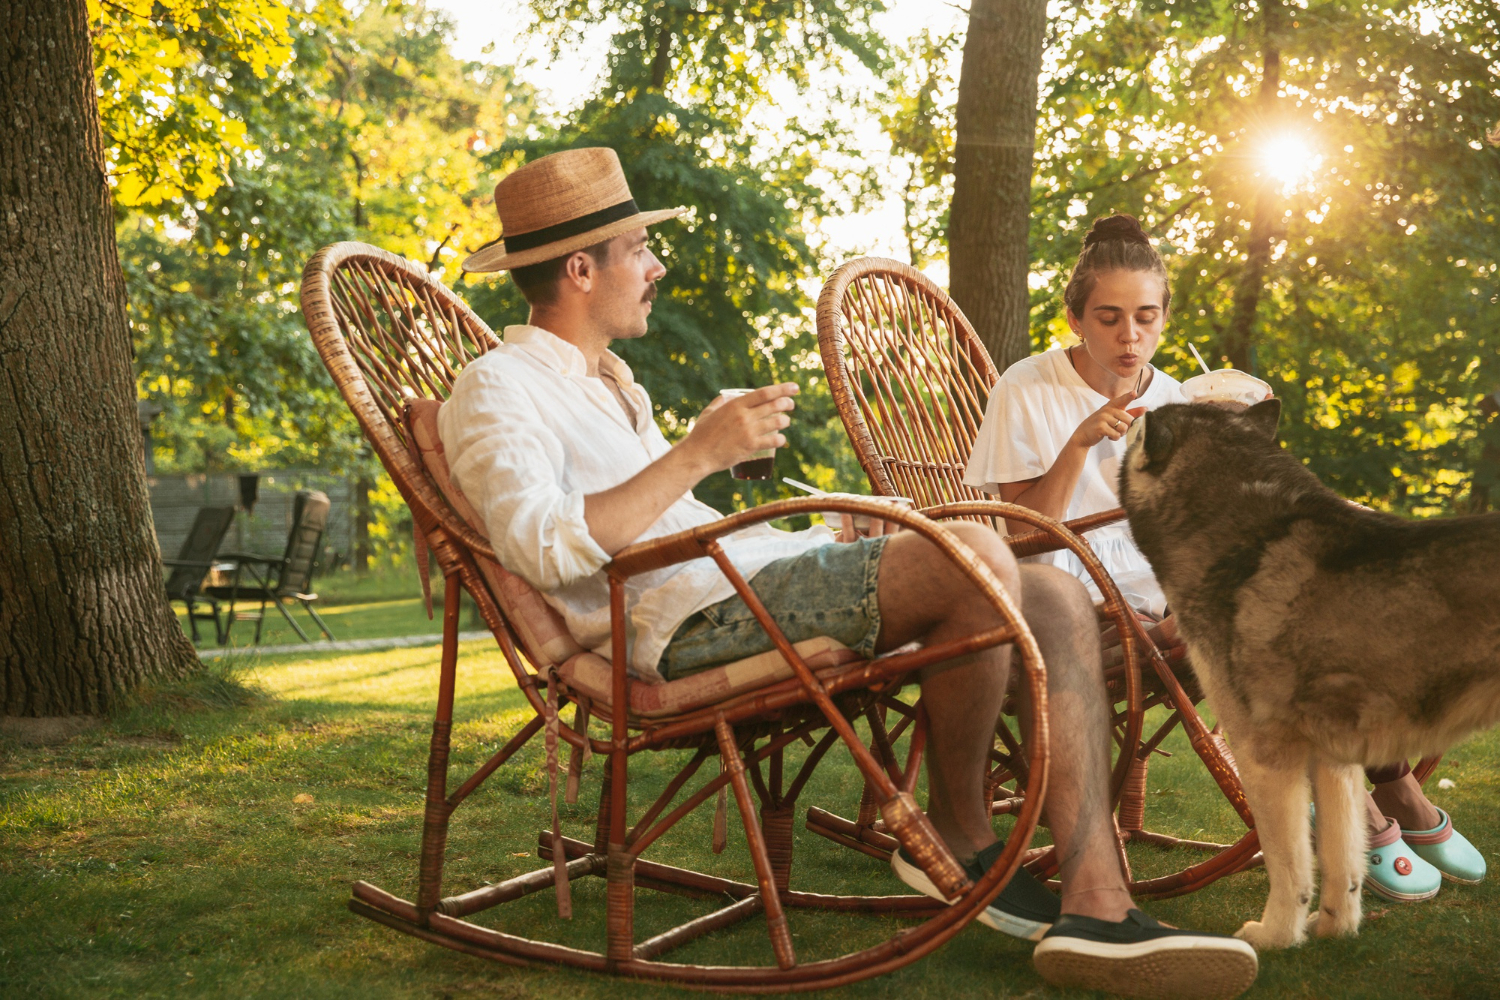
[
  {"left": 299, "top": 242, "right": 1057, "bottom": 989},
  {"left": 814, "top": 258, "right": 1449, "bottom": 895},
  {"left": 812, "top": 257, "right": 1283, "bottom": 899}
]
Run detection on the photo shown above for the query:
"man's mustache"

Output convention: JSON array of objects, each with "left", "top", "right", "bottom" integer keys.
[{"left": 643, "top": 284, "right": 658, "bottom": 304}]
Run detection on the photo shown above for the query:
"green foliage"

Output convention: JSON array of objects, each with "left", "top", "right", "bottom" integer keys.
[
  {"left": 1029, "top": 0, "right": 1500, "bottom": 512},
  {"left": 121, "top": 2, "right": 534, "bottom": 476},
  {"left": 463, "top": 0, "right": 890, "bottom": 511},
  {"left": 880, "top": 30, "right": 959, "bottom": 267},
  {"left": 90, "top": 0, "right": 294, "bottom": 207},
  {"left": 114, "top": 0, "right": 1500, "bottom": 517}
]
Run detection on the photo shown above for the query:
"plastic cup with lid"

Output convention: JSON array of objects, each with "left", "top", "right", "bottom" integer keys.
[{"left": 1180, "top": 369, "right": 1274, "bottom": 409}]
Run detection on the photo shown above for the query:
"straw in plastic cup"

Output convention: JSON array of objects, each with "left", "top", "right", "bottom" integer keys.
[
  {"left": 1180, "top": 369, "right": 1274, "bottom": 409},
  {"left": 719, "top": 388, "right": 776, "bottom": 479}
]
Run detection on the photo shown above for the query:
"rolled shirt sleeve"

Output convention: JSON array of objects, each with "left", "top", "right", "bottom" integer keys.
[{"left": 439, "top": 365, "right": 611, "bottom": 591}]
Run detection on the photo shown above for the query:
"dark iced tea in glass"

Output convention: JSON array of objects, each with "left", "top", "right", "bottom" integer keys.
[
  {"left": 730, "top": 455, "right": 774, "bottom": 480},
  {"left": 719, "top": 388, "right": 776, "bottom": 480}
]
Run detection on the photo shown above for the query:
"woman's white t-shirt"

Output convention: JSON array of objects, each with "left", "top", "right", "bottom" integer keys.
[{"left": 963, "top": 347, "right": 1188, "bottom": 616}]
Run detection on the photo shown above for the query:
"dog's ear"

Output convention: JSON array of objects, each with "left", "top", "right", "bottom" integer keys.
[
  {"left": 1130, "top": 411, "right": 1176, "bottom": 472},
  {"left": 1244, "top": 398, "right": 1281, "bottom": 440}
]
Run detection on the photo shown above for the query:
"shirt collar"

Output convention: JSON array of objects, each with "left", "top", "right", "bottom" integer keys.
[{"left": 503, "top": 324, "right": 636, "bottom": 385}]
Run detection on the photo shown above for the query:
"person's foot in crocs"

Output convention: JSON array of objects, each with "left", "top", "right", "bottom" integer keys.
[
  {"left": 1366, "top": 761, "right": 1486, "bottom": 885},
  {"left": 1364, "top": 816, "right": 1441, "bottom": 902},
  {"left": 1034, "top": 909, "right": 1258, "bottom": 1000},
  {"left": 891, "top": 839, "right": 1060, "bottom": 941},
  {"left": 1403, "top": 808, "right": 1486, "bottom": 885}
]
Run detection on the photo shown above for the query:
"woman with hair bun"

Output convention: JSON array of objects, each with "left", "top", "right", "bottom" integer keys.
[
  {"left": 964, "top": 212, "right": 1477, "bottom": 905},
  {"left": 965, "top": 212, "right": 1183, "bottom": 617}
]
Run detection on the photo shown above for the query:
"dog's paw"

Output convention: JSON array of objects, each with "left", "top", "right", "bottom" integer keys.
[
  {"left": 1311, "top": 906, "right": 1360, "bottom": 939},
  {"left": 1235, "top": 919, "right": 1303, "bottom": 950}
]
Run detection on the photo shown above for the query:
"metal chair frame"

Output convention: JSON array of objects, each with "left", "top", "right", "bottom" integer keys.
[
  {"left": 162, "top": 505, "right": 237, "bottom": 645},
  {"left": 208, "top": 489, "right": 336, "bottom": 644}
]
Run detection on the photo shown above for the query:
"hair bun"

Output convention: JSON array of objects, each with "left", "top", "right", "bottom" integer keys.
[{"left": 1083, "top": 213, "right": 1151, "bottom": 248}]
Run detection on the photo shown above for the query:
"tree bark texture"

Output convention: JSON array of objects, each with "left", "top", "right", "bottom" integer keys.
[
  {"left": 0, "top": 0, "right": 198, "bottom": 715},
  {"left": 948, "top": 0, "right": 1048, "bottom": 374},
  {"left": 1222, "top": 0, "right": 1285, "bottom": 375}
]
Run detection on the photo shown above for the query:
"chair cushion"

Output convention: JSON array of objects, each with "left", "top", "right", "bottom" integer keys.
[
  {"left": 406, "top": 398, "right": 584, "bottom": 667},
  {"left": 557, "top": 636, "right": 861, "bottom": 718},
  {"left": 406, "top": 397, "right": 868, "bottom": 716}
]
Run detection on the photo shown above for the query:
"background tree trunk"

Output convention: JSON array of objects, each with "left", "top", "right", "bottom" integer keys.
[
  {"left": 948, "top": 0, "right": 1048, "bottom": 373},
  {"left": 1222, "top": 0, "right": 1285, "bottom": 374},
  {"left": 0, "top": 0, "right": 198, "bottom": 715}
]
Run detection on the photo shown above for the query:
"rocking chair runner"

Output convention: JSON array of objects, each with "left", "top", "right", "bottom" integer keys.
[
  {"left": 299, "top": 241, "right": 1056, "bottom": 989},
  {"left": 814, "top": 257, "right": 1444, "bottom": 898}
]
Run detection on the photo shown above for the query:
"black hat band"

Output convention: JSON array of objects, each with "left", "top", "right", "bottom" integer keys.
[{"left": 502, "top": 199, "right": 640, "bottom": 254}]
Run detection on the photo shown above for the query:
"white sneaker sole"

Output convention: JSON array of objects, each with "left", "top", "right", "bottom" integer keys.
[
  {"left": 1032, "top": 933, "right": 1258, "bottom": 1000},
  {"left": 1363, "top": 872, "right": 1441, "bottom": 902},
  {"left": 889, "top": 848, "right": 1050, "bottom": 942}
]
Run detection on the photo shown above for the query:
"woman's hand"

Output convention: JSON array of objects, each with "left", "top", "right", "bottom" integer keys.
[{"left": 1069, "top": 390, "right": 1147, "bottom": 449}]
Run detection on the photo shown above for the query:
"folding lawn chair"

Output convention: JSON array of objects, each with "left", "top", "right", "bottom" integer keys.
[
  {"left": 207, "top": 489, "right": 336, "bottom": 644},
  {"left": 162, "top": 505, "right": 237, "bottom": 645},
  {"left": 298, "top": 242, "right": 1055, "bottom": 988},
  {"left": 814, "top": 258, "right": 1447, "bottom": 896}
]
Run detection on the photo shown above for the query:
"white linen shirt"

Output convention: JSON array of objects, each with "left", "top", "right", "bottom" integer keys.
[
  {"left": 963, "top": 348, "right": 1188, "bottom": 616},
  {"left": 439, "top": 324, "right": 834, "bottom": 681}
]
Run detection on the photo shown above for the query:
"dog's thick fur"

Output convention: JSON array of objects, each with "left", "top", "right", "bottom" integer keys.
[{"left": 1119, "top": 400, "right": 1500, "bottom": 949}]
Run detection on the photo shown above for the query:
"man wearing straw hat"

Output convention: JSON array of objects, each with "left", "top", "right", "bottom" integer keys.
[{"left": 442, "top": 147, "right": 1257, "bottom": 998}]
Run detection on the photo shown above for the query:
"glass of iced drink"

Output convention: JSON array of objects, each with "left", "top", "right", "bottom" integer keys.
[{"left": 719, "top": 388, "right": 776, "bottom": 479}]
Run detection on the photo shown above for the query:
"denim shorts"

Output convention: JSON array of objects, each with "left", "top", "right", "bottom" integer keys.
[{"left": 657, "top": 536, "right": 890, "bottom": 680}]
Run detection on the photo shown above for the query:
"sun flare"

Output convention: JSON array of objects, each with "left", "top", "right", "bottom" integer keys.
[{"left": 1260, "top": 133, "right": 1320, "bottom": 186}]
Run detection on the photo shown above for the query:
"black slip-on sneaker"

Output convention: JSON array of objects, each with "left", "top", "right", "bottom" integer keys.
[
  {"left": 1032, "top": 909, "right": 1257, "bottom": 1000},
  {"left": 890, "top": 840, "right": 1060, "bottom": 941}
]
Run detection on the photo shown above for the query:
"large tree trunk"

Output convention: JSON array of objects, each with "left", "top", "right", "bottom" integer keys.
[
  {"left": 948, "top": 0, "right": 1048, "bottom": 373},
  {"left": 0, "top": 0, "right": 198, "bottom": 715},
  {"left": 1222, "top": 0, "right": 1285, "bottom": 374}
]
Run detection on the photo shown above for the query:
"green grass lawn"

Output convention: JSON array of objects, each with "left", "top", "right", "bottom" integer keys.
[
  {"left": 175, "top": 595, "right": 446, "bottom": 647},
  {"left": 171, "top": 574, "right": 484, "bottom": 647},
  {"left": 3, "top": 639, "right": 1498, "bottom": 999}
]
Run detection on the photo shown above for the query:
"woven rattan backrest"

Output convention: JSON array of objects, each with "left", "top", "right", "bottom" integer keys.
[
  {"left": 816, "top": 258, "right": 999, "bottom": 507},
  {"left": 300, "top": 243, "right": 501, "bottom": 548}
]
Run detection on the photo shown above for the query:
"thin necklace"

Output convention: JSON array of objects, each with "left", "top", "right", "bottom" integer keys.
[{"left": 1071, "top": 345, "right": 1149, "bottom": 396}]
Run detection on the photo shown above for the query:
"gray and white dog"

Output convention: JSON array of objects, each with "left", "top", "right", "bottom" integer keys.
[{"left": 1119, "top": 400, "right": 1500, "bottom": 949}]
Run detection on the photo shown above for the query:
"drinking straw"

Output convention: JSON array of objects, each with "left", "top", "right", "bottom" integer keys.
[
  {"left": 782, "top": 477, "right": 828, "bottom": 496},
  {"left": 1187, "top": 342, "right": 1213, "bottom": 377}
]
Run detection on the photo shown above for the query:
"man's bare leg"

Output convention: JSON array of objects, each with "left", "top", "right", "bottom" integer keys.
[
  {"left": 875, "top": 522, "right": 1015, "bottom": 860},
  {"left": 1014, "top": 564, "right": 1133, "bottom": 921},
  {"left": 873, "top": 526, "right": 1130, "bottom": 919}
]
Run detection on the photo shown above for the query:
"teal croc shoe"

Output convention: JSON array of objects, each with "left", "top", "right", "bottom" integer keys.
[
  {"left": 1365, "top": 817, "right": 1441, "bottom": 902},
  {"left": 1403, "top": 809, "right": 1486, "bottom": 885}
]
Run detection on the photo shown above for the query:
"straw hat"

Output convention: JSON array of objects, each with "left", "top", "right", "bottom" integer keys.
[{"left": 462, "top": 148, "right": 687, "bottom": 273}]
